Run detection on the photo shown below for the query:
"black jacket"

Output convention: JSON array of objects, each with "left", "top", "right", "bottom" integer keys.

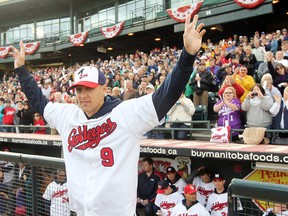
[
  {"left": 16, "top": 108, "right": 34, "bottom": 125},
  {"left": 191, "top": 70, "right": 213, "bottom": 93},
  {"left": 137, "top": 169, "right": 162, "bottom": 202}
]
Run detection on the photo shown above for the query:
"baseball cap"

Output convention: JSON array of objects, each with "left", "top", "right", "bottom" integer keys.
[
  {"left": 213, "top": 173, "right": 225, "bottom": 181},
  {"left": 239, "top": 36, "right": 243, "bottom": 39},
  {"left": 166, "top": 166, "right": 176, "bottom": 174},
  {"left": 157, "top": 180, "right": 170, "bottom": 194},
  {"left": 184, "top": 184, "right": 197, "bottom": 194},
  {"left": 68, "top": 66, "right": 106, "bottom": 91},
  {"left": 228, "top": 40, "right": 233, "bottom": 44}
]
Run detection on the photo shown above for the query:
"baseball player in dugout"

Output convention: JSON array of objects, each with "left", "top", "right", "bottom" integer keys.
[
  {"left": 9, "top": 14, "right": 206, "bottom": 216},
  {"left": 171, "top": 184, "right": 210, "bottom": 216},
  {"left": 165, "top": 166, "right": 187, "bottom": 194},
  {"left": 154, "top": 180, "right": 184, "bottom": 216}
]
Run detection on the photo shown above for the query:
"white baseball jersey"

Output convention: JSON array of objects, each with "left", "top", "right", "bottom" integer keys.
[
  {"left": 193, "top": 176, "right": 215, "bottom": 206},
  {"left": 171, "top": 201, "right": 211, "bottom": 216},
  {"left": 277, "top": 210, "right": 288, "bottom": 216},
  {"left": 155, "top": 191, "right": 184, "bottom": 216},
  {"left": 44, "top": 94, "right": 160, "bottom": 216},
  {"left": 43, "top": 181, "right": 70, "bottom": 216},
  {"left": 206, "top": 192, "right": 228, "bottom": 216},
  {"left": 173, "top": 178, "right": 187, "bottom": 194}
]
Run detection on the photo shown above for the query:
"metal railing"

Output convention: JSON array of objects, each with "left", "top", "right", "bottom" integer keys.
[
  {"left": 0, "top": 152, "right": 64, "bottom": 216},
  {"left": 228, "top": 178, "right": 288, "bottom": 216}
]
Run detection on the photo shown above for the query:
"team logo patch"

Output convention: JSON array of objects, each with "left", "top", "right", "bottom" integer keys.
[
  {"left": 211, "top": 201, "right": 228, "bottom": 211},
  {"left": 68, "top": 118, "right": 117, "bottom": 152}
]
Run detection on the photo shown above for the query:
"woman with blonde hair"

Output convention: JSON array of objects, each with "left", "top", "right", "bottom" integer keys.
[{"left": 213, "top": 86, "right": 242, "bottom": 141}]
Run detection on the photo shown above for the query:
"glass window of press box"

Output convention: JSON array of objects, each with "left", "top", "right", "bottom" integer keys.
[{"left": 0, "top": 0, "right": 166, "bottom": 46}]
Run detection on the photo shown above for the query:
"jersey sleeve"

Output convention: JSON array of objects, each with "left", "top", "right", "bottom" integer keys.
[
  {"left": 43, "top": 102, "right": 79, "bottom": 132},
  {"left": 206, "top": 195, "right": 212, "bottom": 212},
  {"left": 114, "top": 94, "right": 161, "bottom": 137},
  {"left": 43, "top": 183, "right": 53, "bottom": 201},
  {"left": 15, "top": 66, "right": 49, "bottom": 116},
  {"left": 154, "top": 194, "right": 162, "bottom": 207}
]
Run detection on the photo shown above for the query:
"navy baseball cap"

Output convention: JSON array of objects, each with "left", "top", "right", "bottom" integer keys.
[
  {"left": 157, "top": 180, "right": 170, "bottom": 194},
  {"left": 213, "top": 173, "right": 225, "bottom": 181},
  {"left": 166, "top": 166, "right": 176, "bottom": 174},
  {"left": 68, "top": 66, "right": 106, "bottom": 91}
]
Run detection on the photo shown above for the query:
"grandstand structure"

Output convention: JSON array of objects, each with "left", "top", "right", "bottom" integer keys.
[{"left": 0, "top": 0, "right": 286, "bottom": 68}]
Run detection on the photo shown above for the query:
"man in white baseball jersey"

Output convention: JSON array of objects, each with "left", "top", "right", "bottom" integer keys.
[
  {"left": 154, "top": 180, "right": 184, "bottom": 216},
  {"left": 43, "top": 169, "right": 70, "bottom": 216},
  {"left": 9, "top": 14, "right": 206, "bottom": 216},
  {"left": 171, "top": 184, "right": 210, "bottom": 216},
  {"left": 165, "top": 166, "right": 187, "bottom": 193},
  {"left": 192, "top": 168, "right": 215, "bottom": 206},
  {"left": 206, "top": 173, "right": 242, "bottom": 216},
  {"left": 206, "top": 173, "right": 228, "bottom": 216}
]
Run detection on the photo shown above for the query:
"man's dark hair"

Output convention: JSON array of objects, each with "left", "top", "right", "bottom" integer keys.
[
  {"left": 198, "top": 168, "right": 211, "bottom": 176},
  {"left": 142, "top": 157, "right": 154, "bottom": 166},
  {"left": 0, "top": 98, "right": 4, "bottom": 102}
]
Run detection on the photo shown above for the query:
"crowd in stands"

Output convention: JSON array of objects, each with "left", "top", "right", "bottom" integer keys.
[{"left": 0, "top": 28, "right": 287, "bottom": 142}]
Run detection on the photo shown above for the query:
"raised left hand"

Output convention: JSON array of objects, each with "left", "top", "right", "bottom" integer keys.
[{"left": 183, "top": 15, "right": 206, "bottom": 55}]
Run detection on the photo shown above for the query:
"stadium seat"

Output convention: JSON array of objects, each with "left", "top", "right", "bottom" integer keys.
[{"left": 193, "top": 105, "right": 207, "bottom": 121}]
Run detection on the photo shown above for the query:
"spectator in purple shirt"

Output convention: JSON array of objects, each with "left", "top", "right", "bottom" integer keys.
[
  {"left": 267, "top": 62, "right": 288, "bottom": 95},
  {"left": 213, "top": 86, "right": 242, "bottom": 141}
]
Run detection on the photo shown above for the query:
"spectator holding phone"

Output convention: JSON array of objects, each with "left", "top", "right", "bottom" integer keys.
[{"left": 241, "top": 84, "right": 274, "bottom": 128}]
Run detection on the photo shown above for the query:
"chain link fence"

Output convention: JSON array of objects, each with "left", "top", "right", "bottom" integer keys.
[{"left": 0, "top": 152, "right": 65, "bottom": 216}]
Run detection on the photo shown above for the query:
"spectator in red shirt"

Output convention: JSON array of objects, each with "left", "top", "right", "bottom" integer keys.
[
  {"left": 33, "top": 113, "right": 46, "bottom": 134},
  {"left": 1, "top": 100, "right": 16, "bottom": 133},
  {"left": 218, "top": 75, "right": 245, "bottom": 99}
]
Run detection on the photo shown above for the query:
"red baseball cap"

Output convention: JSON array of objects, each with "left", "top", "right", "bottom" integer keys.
[
  {"left": 184, "top": 184, "right": 197, "bottom": 194},
  {"left": 68, "top": 66, "right": 106, "bottom": 91}
]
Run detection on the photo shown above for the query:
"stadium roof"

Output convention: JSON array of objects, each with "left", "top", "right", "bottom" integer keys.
[{"left": 0, "top": 0, "right": 287, "bottom": 65}]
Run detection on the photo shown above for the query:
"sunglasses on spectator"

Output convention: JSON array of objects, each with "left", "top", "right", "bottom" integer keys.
[{"left": 276, "top": 67, "right": 283, "bottom": 70}]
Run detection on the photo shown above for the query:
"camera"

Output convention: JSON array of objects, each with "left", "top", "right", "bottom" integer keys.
[{"left": 251, "top": 92, "right": 258, "bottom": 97}]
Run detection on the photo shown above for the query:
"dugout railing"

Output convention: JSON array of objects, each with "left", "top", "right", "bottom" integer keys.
[
  {"left": 0, "top": 151, "right": 64, "bottom": 216},
  {"left": 228, "top": 178, "right": 288, "bottom": 216},
  {"left": 2, "top": 152, "right": 288, "bottom": 216}
]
